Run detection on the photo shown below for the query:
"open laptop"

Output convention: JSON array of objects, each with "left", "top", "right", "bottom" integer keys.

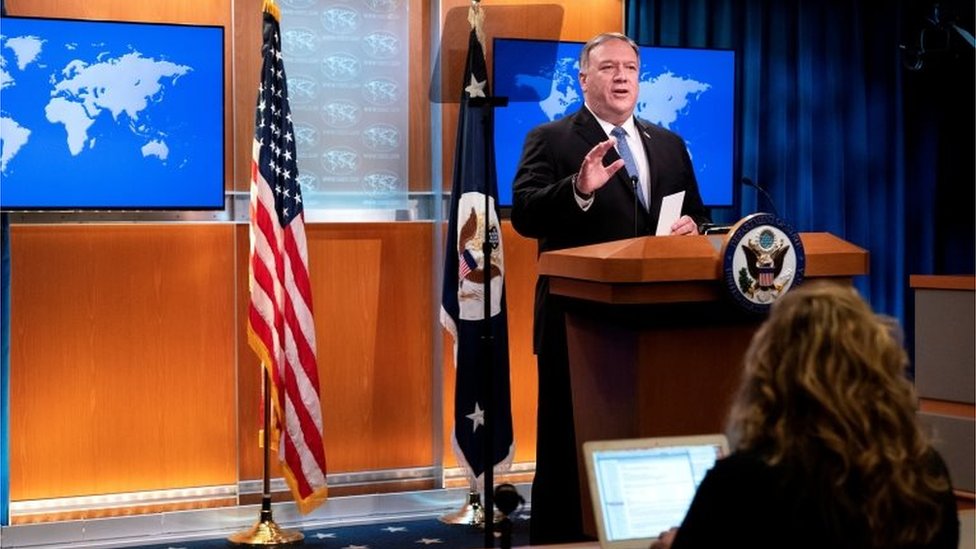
[{"left": 583, "top": 434, "right": 729, "bottom": 549}]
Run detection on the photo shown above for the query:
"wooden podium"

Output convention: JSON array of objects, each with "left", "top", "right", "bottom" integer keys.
[{"left": 538, "top": 232, "right": 868, "bottom": 535}]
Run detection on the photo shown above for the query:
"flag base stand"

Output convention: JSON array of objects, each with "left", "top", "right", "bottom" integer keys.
[
  {"left": 228, "top": 509, "right": 304, "bottom": 546},
  {"left": 229, "top": 365, "right": 304, "bottom": 546},
  {"left": 439, "top": 491, "right": 504, "bottom": 527},
  {"left": 439, "top": 490, "right": 484, "bottom": 525}
]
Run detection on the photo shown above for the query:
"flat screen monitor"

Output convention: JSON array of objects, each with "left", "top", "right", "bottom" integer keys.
[
  {"left": 492, "top": 38, "right": 736, "bottom": 208},
  {"left": 0, "top": 16, "right": 225, "bottom": 210}
]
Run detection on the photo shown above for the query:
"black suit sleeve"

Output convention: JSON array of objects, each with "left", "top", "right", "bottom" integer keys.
[
  {"left": 675, "top": 138, "right": 710, "bottom": 228},
  {"left": 510, "top": 124, "right": 586, "bottom": 242}
]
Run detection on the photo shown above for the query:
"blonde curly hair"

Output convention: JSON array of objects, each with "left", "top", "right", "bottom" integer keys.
[{"left": 726, "top": 282, "right": 950, "bottom": 547}]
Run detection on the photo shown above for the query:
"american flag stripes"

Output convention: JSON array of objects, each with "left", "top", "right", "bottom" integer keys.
[
  {"left": 247, "top": 0, "right": 327, "bottom": 514},
  {"left": 459, "top": 249, "right": 477, "bottom": 279}
]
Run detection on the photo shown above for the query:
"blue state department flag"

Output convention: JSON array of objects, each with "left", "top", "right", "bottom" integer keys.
[{"left": 439, "top": 25, "right": 514, "bottom": 486}]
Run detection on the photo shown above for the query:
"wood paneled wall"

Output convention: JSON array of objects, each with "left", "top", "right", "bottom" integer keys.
[
  {"left": 9, "top": 225, "right": 238, "bottom": 499},
  {"left": 5, "top": 0, "right": 622, "bottom": 506}
]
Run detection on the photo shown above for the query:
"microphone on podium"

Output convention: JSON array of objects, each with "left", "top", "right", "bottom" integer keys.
[
  {"left": 701, "top": 177, "right": 777, "bottom": 235},
  {"left": 741, "top": 177, "right": 779, "bottom": 217}
]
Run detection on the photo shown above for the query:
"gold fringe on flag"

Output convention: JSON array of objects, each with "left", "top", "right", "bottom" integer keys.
[
  {"left": 468, "top": 0, "right": 486, "bottom": 50},
  {"left": 262, "top": 0, "right": 280, "bottom": 22}
]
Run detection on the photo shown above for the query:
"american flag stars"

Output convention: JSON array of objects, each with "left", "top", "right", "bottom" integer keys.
[
  {"left": 465, "top": 73, "right": 486, "bottom": 98},
  {"left": 255, "top": 35, "right": 302, "bottom": 226}
]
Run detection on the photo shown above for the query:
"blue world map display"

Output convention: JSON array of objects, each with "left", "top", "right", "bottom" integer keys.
[
  {"left": 493, "top": 39, "right": 735, "bottom": 207},
  {"left": 0, "top": 17, "right": 224, "bottom": 209}
]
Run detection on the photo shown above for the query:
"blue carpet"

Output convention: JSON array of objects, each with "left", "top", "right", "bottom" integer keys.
[{"left": 140, "top": 513, "right": 532, "bottom": 549}]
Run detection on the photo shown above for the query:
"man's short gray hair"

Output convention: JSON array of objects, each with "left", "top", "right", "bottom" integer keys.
[{"left": 579, "top": 32, "right": 640, "bottom": 72}]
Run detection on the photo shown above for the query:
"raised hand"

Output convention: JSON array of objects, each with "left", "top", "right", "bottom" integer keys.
[{"left": 574, "top": 137, "right": 626, "bottom": 195}]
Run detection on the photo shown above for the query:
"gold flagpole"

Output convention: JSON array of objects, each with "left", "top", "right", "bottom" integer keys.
[{"left": 229, "top": 367, "right": 304, "bottom": 545}]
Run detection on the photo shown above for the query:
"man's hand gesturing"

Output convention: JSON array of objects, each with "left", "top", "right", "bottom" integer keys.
[{"left": 574, "top": 137, "right": 626, "bottom": 196}]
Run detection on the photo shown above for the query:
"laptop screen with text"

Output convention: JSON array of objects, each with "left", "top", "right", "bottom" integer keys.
[{"left": 584, "top": 435, "right": 728, "bottom": 548}]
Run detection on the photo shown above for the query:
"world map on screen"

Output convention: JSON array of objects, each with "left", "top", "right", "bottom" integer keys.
[
  {"left": 0, "top": 17, "right": 224, "bottom": 209},
  {"left": 1, "top": 43, "right": 190, "bottom": 165},
  {"left": 493, "top": 40, "right": 735, "bottom": 207}
]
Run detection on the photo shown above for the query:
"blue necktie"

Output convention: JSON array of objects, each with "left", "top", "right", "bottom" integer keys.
[{"left": 610, "top": 126, "right": 647, "bottom": 211}]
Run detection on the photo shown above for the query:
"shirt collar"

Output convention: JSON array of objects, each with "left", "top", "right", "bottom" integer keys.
[{"left": 584, "top": 104, "right": 638, "bottom": 139}]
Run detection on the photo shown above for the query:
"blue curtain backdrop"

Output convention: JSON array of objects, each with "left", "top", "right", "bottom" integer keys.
[{"left": 625, "top": 0, "right": 974, "bottom": 348}]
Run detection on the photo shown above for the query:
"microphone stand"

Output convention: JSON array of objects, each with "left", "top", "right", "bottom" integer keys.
[
  {"left": 631, "top": 175, "right": 640, "bottom": 236},
  {"left": 468, "top": 94, "right": 508, "bottom": 548},
  {"left": 741, "top": 177, "right": 779, "bottom": 218}
]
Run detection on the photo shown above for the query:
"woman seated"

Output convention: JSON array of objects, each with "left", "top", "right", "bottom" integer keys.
[{"left": 653, "top": 282, "right": 959, "bottom": 549}]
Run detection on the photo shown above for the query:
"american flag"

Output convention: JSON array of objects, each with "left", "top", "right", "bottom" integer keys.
[
  {"left": 247, "top": 0, "right": 327, "bottom": 514},
  {"left": 459, "top": 249, "right": 477, "bottom": 279}
]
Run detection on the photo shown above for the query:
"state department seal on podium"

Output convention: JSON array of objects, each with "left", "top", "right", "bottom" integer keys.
[{"left": 720, "top": 213, "right": 805, "bottom": 314}]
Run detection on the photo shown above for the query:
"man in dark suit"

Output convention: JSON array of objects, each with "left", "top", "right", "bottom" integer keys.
[{"left": 511, "top": 32, "right": 710, "bottom": 545}]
